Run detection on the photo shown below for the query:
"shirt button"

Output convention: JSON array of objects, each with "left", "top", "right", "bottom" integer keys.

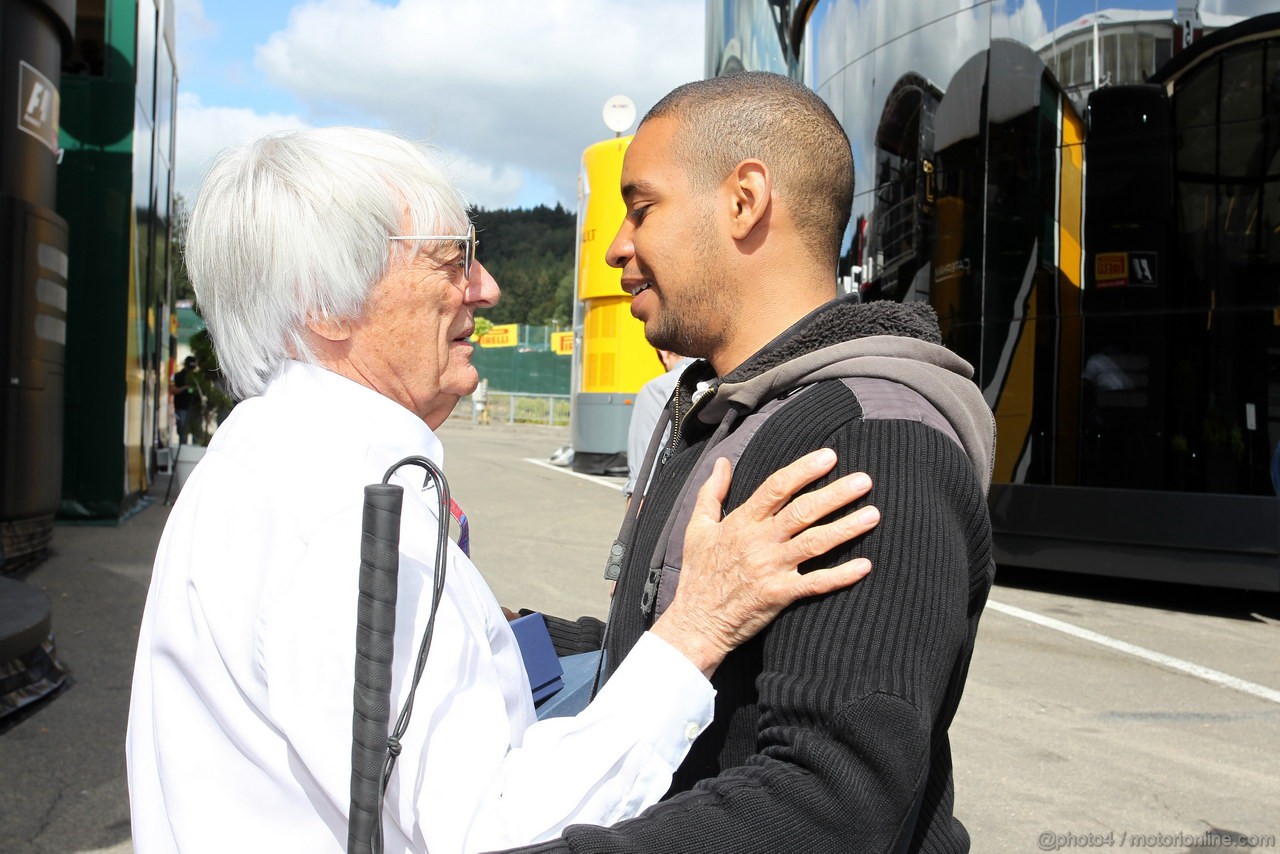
[{"left": 685, "top": 722, "right": 701, "bottom": 740}]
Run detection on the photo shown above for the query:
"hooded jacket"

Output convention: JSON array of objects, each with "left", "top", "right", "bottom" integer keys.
[{"left": 514, "top": 295, "right": 996, "bottom": 854}]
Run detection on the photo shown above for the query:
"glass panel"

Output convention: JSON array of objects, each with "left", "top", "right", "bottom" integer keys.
[
  {"left": 705, "top": 0, "right": 789, "bottom": 77},
  {"left": 64, "top": 0, "right": 107, "bottom": 76},
  {"left": 930, "top": 10, "right": 991, "bottom": 363},
  {"left": 1154, "top": 37, "right": 1172, "bottom": 74},
  {"left": 1220, "top": 46, "right": 1266, "bottom": 178},
  {"left": 136, "top": 0, "right": 157, "bottom": 120},
  {"left": 156, "top": 44, "right": 175, "bottom": 167},
  {"left": 1139, "top": 33, "right": 1155, "bottom": 81},
  {"left": 1221, "top": 45, "right": 1264, "bottom": 123},
  {"left": 153, "top": 160, "right": 171, "bottom": 311},
  {"left": 1077, "top": 304, "right": 1275, "bottom": 494},
  {"left": 1177, "top": 181, "right": 1214, "bottom": 285},
  {"left": 1103, "top": 33, "right": 1120, "bottom": 86},
  {"left": 864, "top": 12, "right": 985, "bottom": 305},
  {"left": 1268, "top": 44, "right": 1280, "bottom": 177},
  {"left": 792, "top": 2, "right": 1280, "bottom": 498},
  {"left": 876, "top": 0, "right": 959, "bottom": 45},
  {"left": 133, "top": 102, "right": 155, "bottom": 435},
  {"left": 1080, "top": 316, "right": 1164, "bottom": 489},
  {"left": 1263, "top": 178, "right": 1280, "bottom": 263},
  {"left": 1175, "top": 57, "right": 1219, "bottom": 175},
  {"left": 1215, "top": 182, "right": 1268, "bottom": 297}
]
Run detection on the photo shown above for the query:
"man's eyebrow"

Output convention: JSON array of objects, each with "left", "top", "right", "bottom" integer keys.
[{"left": 621, "top": 179, "right": 658, "bottom": 202}]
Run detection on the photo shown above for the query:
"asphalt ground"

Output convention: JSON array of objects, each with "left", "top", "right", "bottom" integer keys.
[{"left": 1, "top": 418, "right": 1277, "bottom": 853}]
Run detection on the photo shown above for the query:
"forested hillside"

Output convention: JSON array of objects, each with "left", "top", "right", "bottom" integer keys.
[
  {"left": 173, "top": 198, "right": 580, "bottom": 328},
  {"left": 472, "top": 204, "right": 576, "bottom": 327}
]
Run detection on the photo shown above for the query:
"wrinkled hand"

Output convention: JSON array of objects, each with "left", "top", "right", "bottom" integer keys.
[{"left": 651, "top": 448, "right": 879, "bottom": 677}]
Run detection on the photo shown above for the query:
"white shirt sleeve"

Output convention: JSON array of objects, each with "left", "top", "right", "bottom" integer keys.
[
  {"left": 128, "top": 366, "right": 715, "bottom": 854},
  {"left": 458, "top": 632, "right": 713, "bottom": 851},
  {"left": 264, "top": 495, "right": 713, "bottom": 854}
]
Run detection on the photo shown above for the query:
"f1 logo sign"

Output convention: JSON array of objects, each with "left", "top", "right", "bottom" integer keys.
[
  {"left": 1129, "top": 252, "right": 1158, "bottom": 287},
  {"left": 17, "top": 60, "right": 60, "bottom": 155},
  {"left": 26, "top": 79, "right": 51, "bottom": 126}
]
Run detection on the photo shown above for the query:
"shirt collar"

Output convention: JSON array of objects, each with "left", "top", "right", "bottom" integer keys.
[{"left": 265, "top": 360, "right": 446, "bottom": 475}]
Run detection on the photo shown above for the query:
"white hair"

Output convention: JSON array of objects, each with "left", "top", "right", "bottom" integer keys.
[{"left": 185, "top": 127, "right": 470, "bottom": 398}]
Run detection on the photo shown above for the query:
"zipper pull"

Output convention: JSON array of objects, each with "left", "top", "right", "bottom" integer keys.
[{"left": 640, "top": 566, "right": 661, "bottom": 617}]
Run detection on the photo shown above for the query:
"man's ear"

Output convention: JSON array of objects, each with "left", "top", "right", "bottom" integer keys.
[
  {"left": 725, "top": 159, "right": 771, "bottom": 241},
  {"left": 305, "top": 313, "right": 352, "bottom": 342}
]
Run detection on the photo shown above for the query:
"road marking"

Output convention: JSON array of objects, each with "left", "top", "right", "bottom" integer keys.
[
  {"left": 987, "top": 599, "right": 1280, "bottom": 706},
  {"left": 524, "top": 458, "right": 625, "bottom": 491}
]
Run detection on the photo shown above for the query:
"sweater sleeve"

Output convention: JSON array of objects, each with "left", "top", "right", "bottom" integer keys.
[{"left": 492, "top": 412, "right": 990, "bottom": 854}]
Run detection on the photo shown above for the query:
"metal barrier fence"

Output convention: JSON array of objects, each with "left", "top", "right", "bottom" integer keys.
[{"left": 457, "top": 392, "right": 571, "bottom": 427}]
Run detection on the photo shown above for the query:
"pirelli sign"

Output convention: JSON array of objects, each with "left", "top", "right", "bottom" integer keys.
[
  {"left": 478, "top": 323, "right": 519, "bottom": 348},
  {"left": 1095, "top": 251, "right": 1157, "bottom": 289}
]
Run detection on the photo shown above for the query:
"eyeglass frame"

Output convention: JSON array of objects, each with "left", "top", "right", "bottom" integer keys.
[{"left": 388, "top": 223, "right": 477, "bottom": 280}]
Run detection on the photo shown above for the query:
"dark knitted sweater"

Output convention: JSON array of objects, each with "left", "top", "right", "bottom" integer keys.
[{"left": 506, "top": 295, "right": 996, "bottom": 854}]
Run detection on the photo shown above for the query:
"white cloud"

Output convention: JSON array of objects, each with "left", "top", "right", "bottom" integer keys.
[
  {"left": 1202, "top": 0, "right": 1278, "bottom": 15},
  {"left": 175, "top": 93, "right": 546, "bottom": 209},
  {"left": 443, "top": 153, "right": 527, "bottom": 208},
  {"left": 250, "top": 0, "right": 704, "bottom": 206},
  {"left": 175, "top": 92, "right": 312, "bottom": 200},
  {"left": 174, "top": 0, "right": 218, "bottom": 42}
]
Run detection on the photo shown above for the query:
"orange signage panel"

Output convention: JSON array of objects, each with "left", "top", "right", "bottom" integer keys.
[
  {"left": 1095, "top": 252, "right": 1128, "bottom": 289},
  {"left": 478, "top": 323, "right": 519, "bottom": 348}
]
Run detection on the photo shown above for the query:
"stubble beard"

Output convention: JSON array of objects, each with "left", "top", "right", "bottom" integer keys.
[
  {"left": 646, "top": 284, "right": 731, "bottom": 360},
  {"left": 644, "top": 224, "right": 735, "bottom": 362}
]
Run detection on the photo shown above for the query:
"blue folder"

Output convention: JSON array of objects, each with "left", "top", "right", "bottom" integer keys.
[{"left": 508, "top": 612, "right": 564, "bottom": 704}]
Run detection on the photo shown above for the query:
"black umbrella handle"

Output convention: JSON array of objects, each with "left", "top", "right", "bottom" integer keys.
[{"left": 348, "top": 483, "right": 403, "bottom": 854}]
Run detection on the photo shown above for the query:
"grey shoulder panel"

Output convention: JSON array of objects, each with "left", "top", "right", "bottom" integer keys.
[
  {"left": 840, "top": 377, "right": 963, "bottom": 450},
  {"left": 649, "top": 389, "right": 810, "bottom": 620}
]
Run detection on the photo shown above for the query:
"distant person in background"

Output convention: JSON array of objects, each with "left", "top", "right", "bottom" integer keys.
[
  {"left": 474, "top": 376, "right": 491, "bottom": 424},
  {"left": 171, "top": 356, "right": 199, "bottom": 444},
  {"left": 623, "top": 349, "right": 693, "bottom": 500}
]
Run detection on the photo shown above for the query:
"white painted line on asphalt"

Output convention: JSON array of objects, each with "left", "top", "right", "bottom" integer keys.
[
  {"left": 987, "top": 599, "right": 1280, "bottom": 706},
  {"left": 524, "top": 458, "right": 626, "bottom": 491}
]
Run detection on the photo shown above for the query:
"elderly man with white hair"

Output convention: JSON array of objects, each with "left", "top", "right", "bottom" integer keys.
[{"left": 125, "top": 127, "right": 882, "bottom": 854}]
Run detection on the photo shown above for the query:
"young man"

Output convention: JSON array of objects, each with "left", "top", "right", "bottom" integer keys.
[{"left": 507, "top": 73, "right": 997, "bottom": 853}]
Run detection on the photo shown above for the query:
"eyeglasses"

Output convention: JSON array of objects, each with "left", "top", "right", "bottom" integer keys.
[{"left": 389, "top": 223, "right": 477, "bottom": 280}]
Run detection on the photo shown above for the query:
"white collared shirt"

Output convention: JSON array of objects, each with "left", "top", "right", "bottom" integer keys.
[{"left": 127, "top": 361, "right": 713, "bottom": 853}]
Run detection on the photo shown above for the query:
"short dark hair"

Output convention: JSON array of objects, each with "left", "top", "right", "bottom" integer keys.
[
  {"left": 184, "top": 356, "right": 198, "bottom": 367},
  {"left": 643, "top": 72, "right": 854, "bottom": 268}
]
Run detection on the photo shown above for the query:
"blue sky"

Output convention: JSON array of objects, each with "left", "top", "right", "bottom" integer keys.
[
  {"left": 172, "top": 0, "right": 705, "bottom": 209},
  {"left": 171, "top": 0, "right": 1272, "bottom": 209},
  {"left": 179, "top": 0, "right": 301, "bottom": 115}
]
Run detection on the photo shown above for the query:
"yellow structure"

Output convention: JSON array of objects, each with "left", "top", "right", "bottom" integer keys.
[
  {"left": 575, "top": 136, "right": 660, "bottom": 394},
  {"left": 569, "top": 135, "right": 664, "bottom": 474}
]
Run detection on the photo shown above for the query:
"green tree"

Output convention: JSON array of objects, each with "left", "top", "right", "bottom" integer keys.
[
  {"left": 172, "top": 193, "right": 195, "bottom": 302},
  {"left": 472, "top": 204, "right": 576, "bottom": 327},
  {"left": 187, "top": 329, "right": 236, "bottom": 444}
]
